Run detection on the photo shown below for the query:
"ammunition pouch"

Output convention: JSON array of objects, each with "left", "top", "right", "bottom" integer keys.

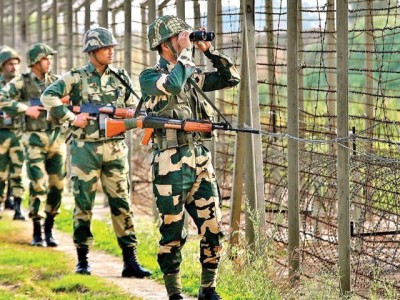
[
  {"left": 152, "top": 129, "right": 203, "bottom": 151},
  {"left": 25, "top": 111, "right": 56, "bottom": 131}
]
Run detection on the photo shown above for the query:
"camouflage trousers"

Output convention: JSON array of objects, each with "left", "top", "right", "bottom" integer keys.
[
  {"left": 70, "top": 139, "right": 138, "bottom": 248},
  {"left": 23, "top": 128, "right": 66, "bottom": 220},
  {"left": 152, "top": 144, "right": 224, "bottom": 280},
  {"left": 0, "top": 129, "right": 24, "bottom": 201}
]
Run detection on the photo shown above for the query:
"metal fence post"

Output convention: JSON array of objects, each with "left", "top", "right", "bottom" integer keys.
[
  {"left": 337, "top": 0, "right": 351, "bottom": 295},
  {"left": 287, "top": 0, "right": 300, "bottom": 285}
]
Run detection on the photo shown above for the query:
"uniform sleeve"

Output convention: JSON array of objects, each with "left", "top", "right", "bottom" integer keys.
[
  {"left": 0, "top": 78, "right": 29, "bottom": 116},
  {"left": 201, "top": 45, "right": 241, "bottom": 92},
  {"left": 139, "top": 48, "right": 196, "bottom": 97},
  {"left": 41, "top": 72, "right": 77, "bottom": 123}
]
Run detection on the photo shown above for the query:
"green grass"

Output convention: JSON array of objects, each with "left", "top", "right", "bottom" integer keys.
[
  {"left": 22, "top": 197, "right": 400, "bottom": 299},
  {"left": 0, "top": 217, "right": 139, "bottom": 300},
  {"left": 55, "top": 201, "right": 283, "bottom": 298}
]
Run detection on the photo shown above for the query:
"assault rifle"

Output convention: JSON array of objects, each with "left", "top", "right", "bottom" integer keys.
[
  {"left": 69, "top": 103, "right": 134, "bottom": 130},
  {"left": 105, "top": 115, "right": 260, "bottom": 145}
]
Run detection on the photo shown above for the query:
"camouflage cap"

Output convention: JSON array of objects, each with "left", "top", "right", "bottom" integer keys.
[
  {"left": 0, "top": 46, "right": 21, "bottom": 68},
  {"left": 82, "top": 27, "right": 118, "bottom": 53},
  {"left": 26, "top": 43, "right": 56, "bottom": 67},
  {"left": 148, "top": 15, "right": 191, "bottom": 50}
]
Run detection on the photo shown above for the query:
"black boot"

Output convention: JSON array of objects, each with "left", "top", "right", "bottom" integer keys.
[
  {"left": 76, "top": 247, "right": 91, "bottom": 275},
  {"left": 169, "top": 294, "right": 184, "bottom": 300},
  {"left": 198, "top": 287, "right": 222, "bottom": 300},
  {"left": 31, "top": 220, "right": 44, "bottom": 247},
  {"left": 121, "top": 246, "right": 152, "bottom": 278},
  {"left": 4, "top": 196, "right": 14, "bottom": 210},
  {"left": 44, "top": 213, "right": 57, "bottom": 247},
  {"left": 13, "top": 197, "right": 25, "bottom": 220}
]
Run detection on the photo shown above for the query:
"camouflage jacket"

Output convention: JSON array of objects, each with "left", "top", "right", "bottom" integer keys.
[
  {"left": 0, "top": 74, "right": 6, "bottom": 89},
  {"left": 41, "top": 62, "right": 136, "bottom": 141},
  {"left": 0, "top": 71, "right": 59, "bottom": 130},
  {"left": 139, "top": 46, "right": 240, "bottom": 122}
]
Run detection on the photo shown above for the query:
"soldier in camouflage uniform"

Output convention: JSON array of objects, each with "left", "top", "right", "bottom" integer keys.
[
  {"left": 41, "top": 27, "right": 151, "bottom": 278},
  {"left": 0, "top": 43, "right": 66, "bottom": 247},
  {"left": 0, "top": 46, "right": 25, "bottom": 220},
  {"left": 140, "top": 15, "right": 240, "bottom": 300}
]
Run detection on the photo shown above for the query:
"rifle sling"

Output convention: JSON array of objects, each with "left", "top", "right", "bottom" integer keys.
[
  {"left": 187, "top": 77, "right": 231, "bottom": 126},
  {"left": 109, "top": 68, "right": 143, "bottom": 117}
]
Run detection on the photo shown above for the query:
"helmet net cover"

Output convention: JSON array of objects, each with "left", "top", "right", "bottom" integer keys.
[
  {"left": 148, "top": 15, "right": 191, "bottom": 50},
  {"left": 0, "top": 46, "right": 21, "bottom": 68},
  {"left": 26, "top": 43, "right": 56, "bottom": 67},
  {"left": 82, "top": 27, "right": 118, "bottom": 53}
]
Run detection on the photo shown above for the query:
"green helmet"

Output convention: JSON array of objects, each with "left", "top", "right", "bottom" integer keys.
[
  {"left": 26, "top": 43, "right": 56, "bottom": 67},
  {"left": 148, "top": 15, "right": 191, "bottom": 50},
  {"left": 82, "top": 27, "right": 118, "bottom": 53},
  {"left": 0, "top": 46, "right": 21, "bottom": 68}
]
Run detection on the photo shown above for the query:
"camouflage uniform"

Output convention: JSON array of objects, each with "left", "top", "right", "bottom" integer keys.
[
  {"left": 41, "top": 27, "right": 151, "bottom": 278},
  {"left": 0, "top": 46, "right": 24, "bottom": 218},
  {"left": 0, "top": 43, "right": 66, "bottom": 245},
  {"left": 141, "top": 15, "right": 240, "bottom": 298}
]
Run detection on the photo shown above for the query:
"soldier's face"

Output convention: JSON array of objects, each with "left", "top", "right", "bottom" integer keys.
[
  {"left": 39, "top": 56, "right": 52, "bottom": 73},
  {"left": 2, "top": 58, "right": 20, "bottom": 79},
  {"left": 93, "top": 46, "right": 114, "bottom": 65}
]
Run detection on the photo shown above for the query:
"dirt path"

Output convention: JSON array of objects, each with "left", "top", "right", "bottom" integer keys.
[{"left": 3, "top": 206, "right": 196, "bottom": 300}]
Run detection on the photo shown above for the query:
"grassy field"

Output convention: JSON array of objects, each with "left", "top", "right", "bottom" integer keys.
[
  {"left": 6, "top": 197, "right": 397, "bottom": 299},
  {"left": 0, "top": 212, "right": 140, "bottom": 300}
]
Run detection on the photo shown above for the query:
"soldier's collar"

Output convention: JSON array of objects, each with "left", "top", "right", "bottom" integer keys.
[
  {"left": 86, "top": 62, "right": 96, "bottom": 73},
  {"left": 159, "top": 57, "right": 175, "bottom": 73},
  {"left": 87, "top": 61, "right": 113, "bottom": 75}
]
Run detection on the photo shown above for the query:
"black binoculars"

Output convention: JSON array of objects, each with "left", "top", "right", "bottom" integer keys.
[{"left": 189, "top": 31, "right": 215, "bottom": 41}]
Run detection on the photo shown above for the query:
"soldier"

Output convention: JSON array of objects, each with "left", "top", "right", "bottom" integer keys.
[
  {"left": 0, "top": 43, "right": 66, "bottom": 247},
  {"left": 0, "top": 46, "right": 25, "bottom": 220},
  {"left": 41, "top": 27, "right": 151, "bottom": 278},
  {"left": 140, "top": 16, "right": 240, "bottom": 300}
]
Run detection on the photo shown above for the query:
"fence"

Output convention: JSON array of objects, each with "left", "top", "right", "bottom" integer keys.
[{"left": 1, "top": 0, "right": 400, "bottom": 297}]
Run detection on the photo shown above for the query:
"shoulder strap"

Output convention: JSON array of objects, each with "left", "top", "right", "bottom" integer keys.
[
  {"left": 187, "top": 77, "right": 231, "bottom": 126},
  {"left": 109, "top": 68, "right": 143, "bottom": 117},
  {"left": 78, "top": 68, "right": 89, "bottom": 103}
]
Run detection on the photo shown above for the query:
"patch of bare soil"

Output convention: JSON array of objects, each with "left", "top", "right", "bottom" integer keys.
[{"left": 1, "top": 207, "right": 196, "bottom": 300}]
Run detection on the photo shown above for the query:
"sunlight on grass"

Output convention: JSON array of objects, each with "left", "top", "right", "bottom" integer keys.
[{"left": 0, "top": 217, "right": 140, "bottom": 300}]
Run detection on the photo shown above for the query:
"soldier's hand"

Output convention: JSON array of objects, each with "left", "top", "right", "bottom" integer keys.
[
  {"left": 194, "top": 27, "right": 211, "bottom": 52},
  {"left": 25, "top": 106, "right": 45, "bottom": 119},
  {"left": 177, "top": 30, "right": 192, "bottom": 49},
  {"left": 72, "top": 113, "right": 96, "bottom": 128}
]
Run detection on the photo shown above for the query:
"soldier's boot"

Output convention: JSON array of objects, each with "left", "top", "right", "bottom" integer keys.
[
  {"left": 198, "top": 287, "right": 222, "bottom": 300},
  {"left": 13, "top": 197, "right": 25, "bottom": 220},
  {"left": 31, "top": 220, "right": 44, "bottom": 247},
  {"left": 44, "top": 213, "right": 58, "bottom": 247},
  {"left": 198, "top": 268, "right": 221, "bottom": 300},
  {"left": 164, "top": 272, "right": 182, "bottom": 300},
  {"left": 4, "top": 196, "right": 14, "bottom": 210},
  {"left": 76, "top": 247, "right": 91, "bottom": 275},
  {"left": 121, "top": 246, "right": 152, "bottom": 278}
]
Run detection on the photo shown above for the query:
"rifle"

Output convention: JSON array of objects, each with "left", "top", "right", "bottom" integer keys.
[
  {"left": 105, "top": 115, "right": 260, "bottom": 145},
  {"left": 69, "top": 103, "right": 134, "bottom": 130}
]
